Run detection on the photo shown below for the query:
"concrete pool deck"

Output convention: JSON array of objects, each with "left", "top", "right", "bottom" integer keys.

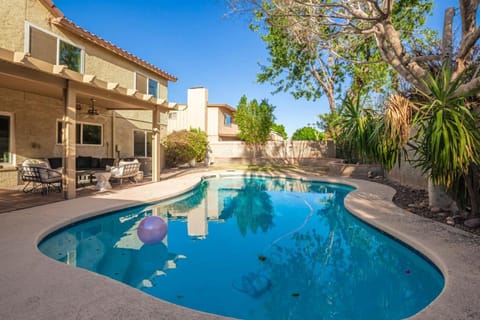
[{"left": 0, "top": 170, "right": 479, "bottom": 320}]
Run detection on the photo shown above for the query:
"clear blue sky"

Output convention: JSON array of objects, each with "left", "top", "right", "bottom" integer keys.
[{"left": 54, "top": 0, "right": 450, "bottom": 137}]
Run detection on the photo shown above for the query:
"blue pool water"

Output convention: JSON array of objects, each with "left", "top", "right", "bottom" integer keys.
[{"left": 39, "top": 176, "right": 444, "bottom": 319}]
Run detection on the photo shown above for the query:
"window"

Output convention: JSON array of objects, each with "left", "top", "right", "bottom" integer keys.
[
  {"left": 148, "top": 79, "right": 159, "bottom": 98},
  {"left": 26, "top": 23, "right": 84, "bottom": 73},
  {"left": 29, "top": 26, "right": 57, "bottom": 64},
  {"left": 134, "top": 130, "right": 152, "bottom": 157},
  {"left": 59, "top": 40, "right": 82, "bottom": 72},
  {"left": 135, "top": 73, "right": 147, "bottom": 94},
  {"left": 82, "top": 124, "right": 102, "bottom": 145},
  {"left": 168, "top": 112, "right": 177, "bottom": 120},
  {"left": 57, "top": 121, "right": 102, "bottom": 145},
  {"left": 224, "top": 114, "right": 232, "bottom": 127},
  {"left": 0, "top": 114, "right": 11, "bottom": 163},
  {"left": 135, "top": 73, "right": 160, "bottom": 98}
]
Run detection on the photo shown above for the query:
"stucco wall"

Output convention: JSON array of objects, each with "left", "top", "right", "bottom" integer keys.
[
  {"left": 207, "top": 107, "right": 218, "bottom": 140},
  {"left": 0, "top": 0, "right": 169, "bottom": 93},
  {"left": 387, "top": 157, "right": 428, "bottom": 189},
  {"left": 0, "top": 87, "right": 114, "bottom": 164}
]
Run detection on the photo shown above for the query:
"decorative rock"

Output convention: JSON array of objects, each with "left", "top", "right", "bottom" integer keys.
[
  {"left": 446, "top": 217, "right": 455, "bottom": 225},
  {"left": 430, "top": 207, "right": 442, "bottom": 213},
  {"left": 464, "top": 218, "right": 480, "bottom": 229}
]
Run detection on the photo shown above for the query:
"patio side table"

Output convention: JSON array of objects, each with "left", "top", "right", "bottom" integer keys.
[{"left": 94, "top": 171, "right": 112, "bottom": 191}]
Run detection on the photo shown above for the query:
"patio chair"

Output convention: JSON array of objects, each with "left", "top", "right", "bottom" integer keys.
[
  {"left": 21, "top": 159, "right": 62, "bottom": 194},
  {"left": 109, "top": 160, "right": 141, "bottom": 184}
]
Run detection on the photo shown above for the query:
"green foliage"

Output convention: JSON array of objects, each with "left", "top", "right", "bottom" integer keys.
[
  {"left": 188, "top": 128, "right": 209, "bottom": 162},
  {"left": 336, "top": 94, "right": 378, "bottom": 163},
  {"left": 219, "top": 178, "right": 275, "bottom": 236},
  {"left": 234, "top": 95, "right": 276, "bottom": 146},
  {"left": 411, "top": 64, "right": 480, "bottom": 190},
  {"left": 255, "top": 15, "right": 346, "bottom": 105},
  {"left": 271, "top": 123, "right": 288, "bottom": 140},
  {"left": 317, "top": 110, "right": 341, "bottom": 140},
  {"left": 249, "top": 0, "right": 436, "bottom": 110},
  {"left": 163, "top": 129, "right": 208, "bottom": 167},
  {"left": 291, "top": 126, "right": 325, "bottom": 141}
]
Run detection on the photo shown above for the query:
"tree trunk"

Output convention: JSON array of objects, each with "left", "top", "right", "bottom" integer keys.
[
  {"left": 442, "top": 8, "right": 455, "bottom": 61},
  {"left": 465, "top": 164, "right": 480, "bottom": 218}
]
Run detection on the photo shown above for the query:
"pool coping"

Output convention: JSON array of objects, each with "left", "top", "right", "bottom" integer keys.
[{"left": 0, "top": 170, "right": 479, "bottom": 320}]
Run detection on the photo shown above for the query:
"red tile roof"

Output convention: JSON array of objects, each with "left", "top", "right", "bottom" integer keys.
[{"left": 38, "top": 0, "right": 177, "bottom": 82}]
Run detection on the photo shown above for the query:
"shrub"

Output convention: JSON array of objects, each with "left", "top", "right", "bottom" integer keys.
[{"left": 163, "top": 129, "right": 208, "bottom": 167}]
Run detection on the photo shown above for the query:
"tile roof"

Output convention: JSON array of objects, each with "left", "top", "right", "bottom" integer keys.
[{"left": 38, "top": 0, "right": 177, "bottom": 82}]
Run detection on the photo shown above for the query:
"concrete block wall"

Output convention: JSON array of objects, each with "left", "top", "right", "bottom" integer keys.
[{"left": 209, "top": 140, "right": 336, "bottom": 166}]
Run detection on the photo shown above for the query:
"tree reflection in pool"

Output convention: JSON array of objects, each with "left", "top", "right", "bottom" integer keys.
[{"left": 39, "top": 176, "right": 444, "bottom": 320}]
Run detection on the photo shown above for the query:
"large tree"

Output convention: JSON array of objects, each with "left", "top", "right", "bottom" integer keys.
[
  {"left": 237, "top": 0, "right": 438, "bottom": 111},
  {"left": 291, "top": 126, "right": 325, "bottom": 141},
  {"left": 235, "top": 95, "right": 276, "bottom": 159},
  {"left": 232, "top": 0, "right": 479, "bottom": 96}
]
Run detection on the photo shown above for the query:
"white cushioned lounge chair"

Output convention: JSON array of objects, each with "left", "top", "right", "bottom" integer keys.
[{"left": 108, "top": 159, "right": 141, "bottom": 184}]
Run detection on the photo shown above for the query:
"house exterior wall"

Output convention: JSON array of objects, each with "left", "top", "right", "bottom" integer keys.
[
  {"left": 207, "top": 107, "right": 219, "bottom": 141},
  {"left": 167, "top": 88, "right": 240, "bottom": 142},
  {"left": 0, "top": 87, "right": 114, "bottom": 162},
  {"left": 167, "top": 87, "right": 208, "bottom": 133},
  {"left": 0, "top": 0, "right": 173, "bottom": 187},
  {"left": 216, "top": 107, "right": 239, "bottom": 140},
  {"left": 0, "top": 0, "right": 169, "bottom": 93},
  {"left": 114, "top": 110, "right": 168, "bottom": 155},
  {"left": 186, "top": 87, "right": 208, "bottom": 131}
]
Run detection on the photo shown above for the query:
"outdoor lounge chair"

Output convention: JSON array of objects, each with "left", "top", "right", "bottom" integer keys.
[
  {"left": 21, "top": 159, "right": 62, "bottom": 194},
  {"left": 109, "top": 160, "right": 141, "bottom": 184}
]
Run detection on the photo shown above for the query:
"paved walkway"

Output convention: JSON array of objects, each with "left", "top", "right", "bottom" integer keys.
[
  {"left": 0, "top": 169, "right": 479, "bottom": 320},
  {"left": 0, "top": 167, "right": 209, "bottom": 213}
]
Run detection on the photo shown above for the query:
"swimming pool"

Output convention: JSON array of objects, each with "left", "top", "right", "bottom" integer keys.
[{"left": 39, "top": 176, "right": 444, "bottom": 319}]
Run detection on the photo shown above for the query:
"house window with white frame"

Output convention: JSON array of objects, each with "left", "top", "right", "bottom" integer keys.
[
  {"left": 0, "top": 114, "right": 12, "bottom": 164},
  {"left": 59, "top": 40, "right": 82, "bottom": 72},
  {"left": 57, "top": 120, "right": 102, "bottom": 145},
  {"left": 133, "top": 130, "right": 152, "bottom": 157},
  {"left": 26, "top": 23, "right": 84, "bottom": 73}
]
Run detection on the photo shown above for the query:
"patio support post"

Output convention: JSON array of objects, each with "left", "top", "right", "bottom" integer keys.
[
  {"left": 62, "top": 81, "right": 77, "bottom": 199},
  {"left": 152, "top": 107, "right": 161, "bottom": 182}
]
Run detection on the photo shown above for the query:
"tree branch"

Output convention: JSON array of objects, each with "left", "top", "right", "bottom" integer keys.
[{"left": 455, "top": 77, "right": 480, "bottom": 97}]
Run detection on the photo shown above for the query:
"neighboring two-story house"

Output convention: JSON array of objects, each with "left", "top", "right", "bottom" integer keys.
[
  {"left": 0, "top": 0, "right": 177, "bottom": 198},
  {"left": 167, "top": 87, "right": 240, "bottom": 142}
]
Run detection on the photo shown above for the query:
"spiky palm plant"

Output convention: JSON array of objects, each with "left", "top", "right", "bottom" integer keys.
[
  {"left": 412, "top": 63, "right": 480, "bottom": 215},
  {"left": 337, "top": 94, "right": 377, "bottom": 163}
]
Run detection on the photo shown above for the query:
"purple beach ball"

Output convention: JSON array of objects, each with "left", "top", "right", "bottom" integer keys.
[{"left": 137, "top": 216, "right": 168, "bottom": 245}]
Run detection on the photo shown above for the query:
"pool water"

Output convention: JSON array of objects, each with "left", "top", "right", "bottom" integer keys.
[{"left": 39, "top": 176, "right": 444, "bottom": 319}]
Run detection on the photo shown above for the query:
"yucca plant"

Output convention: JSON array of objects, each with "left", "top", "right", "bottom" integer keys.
[
  {"left": 337, "top": 93, "right": 377, "bottom": 163},
  {"left": 371, "top": 94, "right": 414, "bottom": 170},
  {"left": 411, "top": 63, "right": 480, "bottom": 216}
]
